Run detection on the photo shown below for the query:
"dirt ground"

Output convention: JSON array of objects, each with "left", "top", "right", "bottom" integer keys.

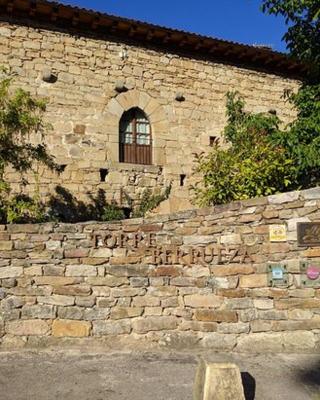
[{"left": 0, "top": 350, "right": 319, "bottom": 400}]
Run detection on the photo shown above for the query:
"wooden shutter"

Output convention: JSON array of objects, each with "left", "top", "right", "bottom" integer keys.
[{"left": 119, "top": 108, "right": 152, "bottom": 165}]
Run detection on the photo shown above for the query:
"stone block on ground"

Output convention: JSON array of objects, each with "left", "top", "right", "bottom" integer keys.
[{"left": 193, "top": 360, "right": 245, "bottom": 400}]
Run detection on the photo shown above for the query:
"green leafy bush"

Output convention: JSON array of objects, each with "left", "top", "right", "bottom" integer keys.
[
  {"left": 261, "top": 0, "right": 320, "bottom": 189},
  {"left": 193, "top": 92, "right": 295, "bottom": 206},
  {"left": 0, "top": 68, "right": 57, "bottom": 223},
  {"left": 101, "top": 202, "right": 125, "bottom": 221},
  {"left": 0, "top": 68, "right": 56, "bottom": 176},
  {"left": 262, "top": 0, "right": 320, "bottom": 78},
  {"left": 270, "top": 84, "right": 320, "bottom": 188},
  {"left": 5, "top": 195, "right": 46, "bottom": 224},
  {"left": 132, "top": 185, "right": 171, "bottom": 218}
]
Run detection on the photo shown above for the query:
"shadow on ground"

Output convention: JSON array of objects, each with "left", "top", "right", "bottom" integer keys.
[
  {"left": 242, "top": 372, "right": 256, "bottom": 400},
  {"left": 296, "top": 360, "right": 320, "bottom": 398}
]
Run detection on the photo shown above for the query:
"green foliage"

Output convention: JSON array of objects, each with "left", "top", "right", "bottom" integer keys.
[
  {"left": 0, "top": 68, "right": 58, "bottom": 223},
  {"left": 0, "top": 178, "right": 46, "bottom": 224},
  {"left": 100, "top": 202, "right": 125, "bottom": 221},
  {"left": 271, "top": 83, "right": 320, "bottom": 187},
  {"left": 0, "top": 68, "right": 57, "bottom": 177},
  {"left": 261, "top": 0, "right": 320, "bottom": 78},
  {"left": 87, "top": 189, "right": 125, "bottom": 221},
  {"left": 224, "top": 92, "right": 281, "bottom": 151},
  {"left": 0, "top": 180, "right": 9, "bottom": 223},
  {"left": 132, "top": 185, "right": 171, "bottom": 218},
  {"left": 5, "top": 195, "right": 46, "bottom": 224},
  {"left": 193, "top": 92, "right": 295, "bottom": 206},
  {"left": 262, "top": 0, "right": 320, "bottom": 188}
]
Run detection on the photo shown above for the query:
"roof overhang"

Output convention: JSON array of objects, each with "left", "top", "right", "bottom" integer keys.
[{"left": 0, "top": 0, "right": 308, "bottom": 79}]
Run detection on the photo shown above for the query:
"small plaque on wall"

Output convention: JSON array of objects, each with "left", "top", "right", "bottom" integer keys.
[
  {"left": 269, "top": 225, "right": 287, "bottom": 242},
  {"left": 300, "top": 261, "right": 320, "bottom": 288},
  {"left": 267, "top": 264, "right": 288, "bottom": 287},
  {"left": 297, "top": 222, "right": 320, "bottom": 246}
]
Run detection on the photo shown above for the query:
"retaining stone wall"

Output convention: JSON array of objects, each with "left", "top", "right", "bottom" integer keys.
[{"left": 1, "top": 188, "right": 320, "bottom": 352}]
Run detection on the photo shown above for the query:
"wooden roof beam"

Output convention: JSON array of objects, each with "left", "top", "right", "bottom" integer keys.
[
  {"left": 288, "top": 62, "right": 299, "bottom": 70},
  {"left": 237, "top": 49, "right": 253, "bottom": 61},
  {"left": 29, "top": 2, "right": 37, "bottom": 17},
  {"left": 276, "top": 60, "right": 289, "bottom": 68},
  {"left": 223, "top": 47, "right": 238, "bottom": 58},
  {"left": 6, "top": 1, "right": 13, "bottom": 12},
  {"left": 146, "top": 29, "right": 155, "bottom": 41},
  {"left": 208, "top": 44, "right": 225, "bottom": 55},
  {"left": 128, "top": 25, "right": 137, "bottom": 37},
  {"left": 194, "top": 40, "right": 205, "bottom": 51},
  {"left": 91, "top": 16, "right": 100, "bottom": 30},
  {"left": 108, "top": 20, "right": 120, "bottom": 33},
  {"left": 250, "top": 52, "right": 266, "bottom": 63},
  {"left": 162, "top": 33, "right": 172, "bottom": 44},
  {"left": 178, "top": 35, "right": 189, "bottom": 47},
  {"left": 51, "top": 6, "right": 59, "bottom": 22},
  {"left": 263, "top": 56, "right": 278, "bottom": 66},
  {"left": 72, "top": 12, "right": 79, "bottom": 27}
]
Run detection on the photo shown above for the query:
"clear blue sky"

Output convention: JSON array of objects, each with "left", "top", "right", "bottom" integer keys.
[{"left": 58, "top": 0, "right": 288, "bottom": 53}]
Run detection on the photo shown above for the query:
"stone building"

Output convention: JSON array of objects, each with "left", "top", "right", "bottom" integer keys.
[{"left": 0, "top": 0, "right": 305, "bottom": 214}]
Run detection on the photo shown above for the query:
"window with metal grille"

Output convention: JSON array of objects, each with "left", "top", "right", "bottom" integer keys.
[{"left": 119, "top": 108, "right": 152, "bottom": 165}]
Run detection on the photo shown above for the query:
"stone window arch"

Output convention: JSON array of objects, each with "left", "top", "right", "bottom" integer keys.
[
  {"left": 119, "top": 107, "right": 152, "bottom": 165},
  {"left": 104, "top": 90, "right": 169, "bottom": 165}
]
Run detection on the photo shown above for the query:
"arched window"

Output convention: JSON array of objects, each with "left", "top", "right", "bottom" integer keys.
[{"left": 119, "top": 108, "right": 152, "bottom": 165}]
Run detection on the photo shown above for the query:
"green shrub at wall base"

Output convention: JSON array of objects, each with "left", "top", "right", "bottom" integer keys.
[
  {"left": 101, "top": 202, "right": 125, "bottom": 221},
  {"left": 193, "top": 92, "right": 295, "bottom": 206},
  {"left": 132, "top": 185, "right": 171, "bottom": 218},
  {"left": 0, "top": 68, "right": 57, "bottom": 223}
]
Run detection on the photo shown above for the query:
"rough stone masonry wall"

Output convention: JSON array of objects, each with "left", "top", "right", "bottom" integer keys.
[
  {"left": 1, "top": 188, "right": 320, "bottom": 353},
  {"left": 0, "top": 20, "right": 300, "bottom": 208}
]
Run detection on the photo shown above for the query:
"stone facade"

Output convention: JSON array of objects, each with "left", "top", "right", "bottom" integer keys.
[
  {"left": 1, "top": 187, "right": 320, "bottom": 352},
  {"left": 0, "top": 17, "right": 300, "bottom": 211}
]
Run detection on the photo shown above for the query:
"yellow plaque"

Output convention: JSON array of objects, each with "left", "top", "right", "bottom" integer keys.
[{"left": 269, "top": 225, "right": 287, "bottom": 242}]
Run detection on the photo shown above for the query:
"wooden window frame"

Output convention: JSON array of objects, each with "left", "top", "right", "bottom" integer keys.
[{"left": 119, "top": 108, "right": 152, "bottom": 165}]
